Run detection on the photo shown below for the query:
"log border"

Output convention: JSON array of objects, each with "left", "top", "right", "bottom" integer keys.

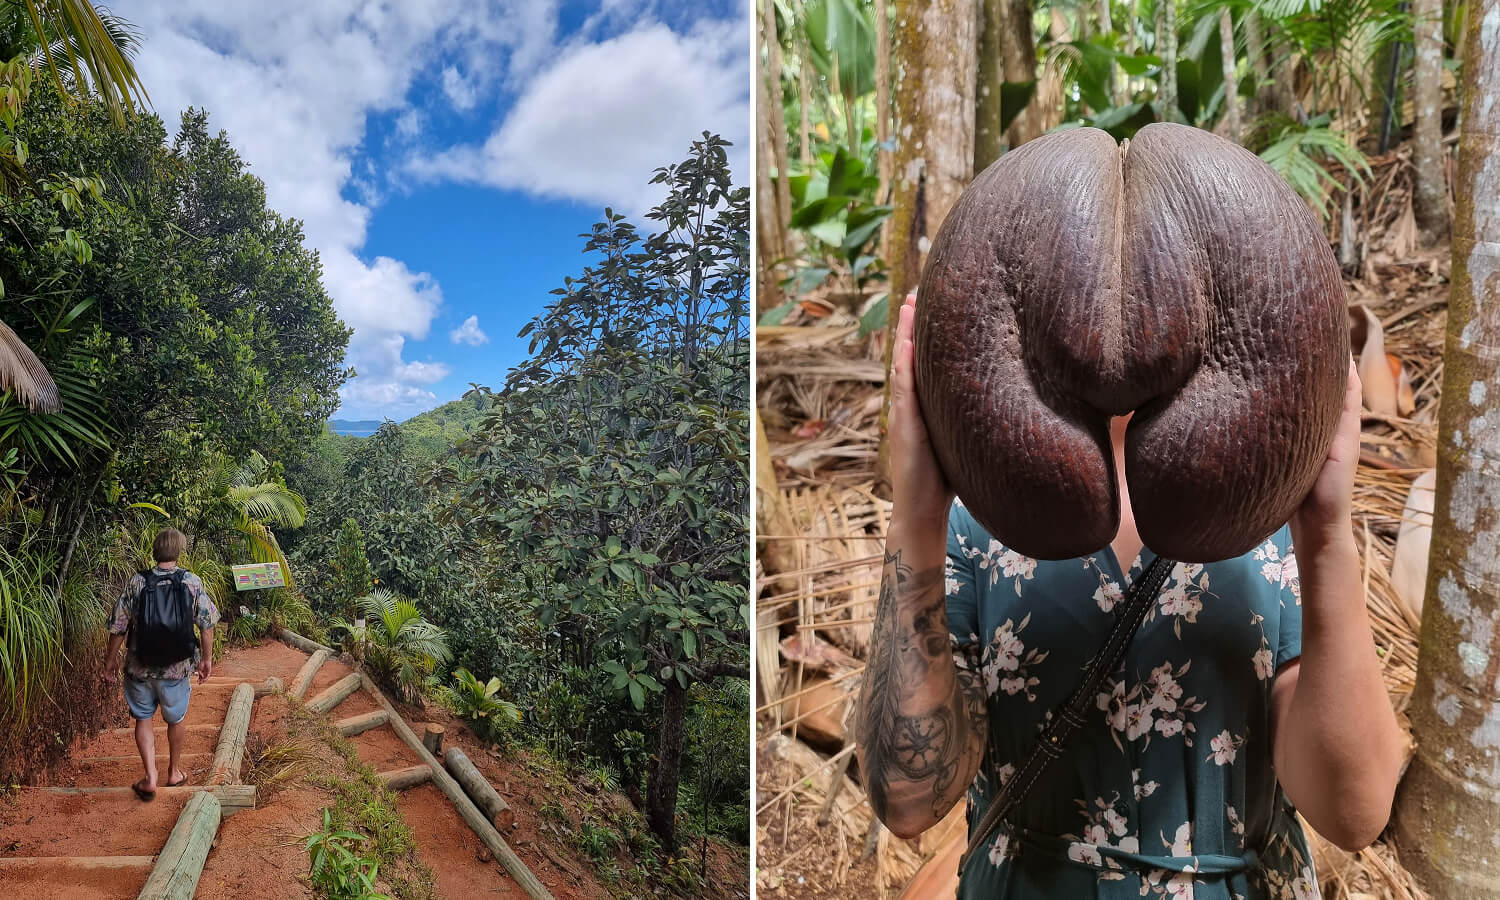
[
  {"left": 136, "top": 789, "right": 221, "bottom": 900},
  {"left": 361, "top": 674, "right": 555, "bottom": 900}
]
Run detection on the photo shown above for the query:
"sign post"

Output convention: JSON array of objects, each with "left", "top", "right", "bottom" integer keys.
[{"left": 231, "top": 562, "right": 287, "bottom": 592}]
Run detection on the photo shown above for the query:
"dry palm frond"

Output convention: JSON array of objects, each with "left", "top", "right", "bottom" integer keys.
[
  {"left": 244, "top": 733, "right": 314, "bottom": 795},
  {"left": 0, "top": 319, "right": 60, "bottom": 413}
]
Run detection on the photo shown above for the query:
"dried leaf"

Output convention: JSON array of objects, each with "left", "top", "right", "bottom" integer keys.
[
  {"left": 1358, "top": 307, "right": 1399, "bottom": 416},
  {"left": 1390, "top": 469, "right": 1436, "bottom": 622}
]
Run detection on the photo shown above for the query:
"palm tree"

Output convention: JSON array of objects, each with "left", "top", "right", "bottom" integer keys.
[
  {"left": 338, "top": 588, "right": 451, "bottom": 703},
  {"left": 1390, "top": 0, "right": 1500, "bottom": 892},
  {"left": 183, "top": 451, "right": 308, "bottom": 591}
]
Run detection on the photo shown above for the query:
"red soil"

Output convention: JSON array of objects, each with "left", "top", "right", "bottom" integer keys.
[{"left": 0, "top": 860, "right": 151, "bottom": 898}]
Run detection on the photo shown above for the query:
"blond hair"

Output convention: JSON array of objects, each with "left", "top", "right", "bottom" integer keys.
[{"left": 152, "top": 528, "right": 187, "bottom": 563}]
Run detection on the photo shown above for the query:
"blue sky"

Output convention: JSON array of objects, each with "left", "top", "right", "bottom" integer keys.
[{"left": 115, "top": 0, "right": 750, "bottom": 420}]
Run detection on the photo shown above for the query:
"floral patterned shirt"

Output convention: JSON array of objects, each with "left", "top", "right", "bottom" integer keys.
[
  {"left": 108, "top": 566, "right": 220, "bottom": 681},
  {"left": 946, "top": 500, "right": 1314, "bottom": 900}
]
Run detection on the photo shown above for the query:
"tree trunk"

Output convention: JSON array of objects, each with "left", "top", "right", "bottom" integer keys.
[
  {"left": 1218, "top": 8, "right": 1241, "bottom": 142},
  {"left": 646, "top": 678, "right": 688, "bottom": 850},
  {"left": 758, "top": 0, "right": 793, "bottom": 312},
  {"left": 1391, "top": 3, "right": 1500, "bottom": 892},
  {"left": 1157, "top": 0, "right": 1178, "bottom": 122},
  {"left": 975, "top": 0, "right": 1007, "bottom": 172},
  {"left": 878, "top": 0, "right": 979, "bottom": 489},
  {"left": 1099, "top": 0, "right": 1119, "bottom": 104},
  {"left": 799, "top": 55, "right": 813, "bottom": 165},
  {"left": 1411, "top": 0, "right": 1449, "bottom": 245},
  {"left": 756, "top": 9, "right": 786, "bottom": 312},
  {"left": 1244, "top": 9, "right": 1269, "bottom": 115},
  {"left": 875, "top": 0, "right": 893, "bottom": 197},
  {"left": 1000, "top": 0, "right": 1042, "bottom": 149}
]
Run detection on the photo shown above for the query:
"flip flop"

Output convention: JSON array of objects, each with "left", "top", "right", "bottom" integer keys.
[
  {"left": 166, "top": 774, "right": 189, "bottom": 787},
  {"left": 131, "top": 779, "right": 155, "bottom": 802}
]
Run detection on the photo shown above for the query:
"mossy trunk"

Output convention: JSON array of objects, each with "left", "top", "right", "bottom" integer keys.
[
  {"left": 1392, "top": 3, "right": 1500, "bottom": 893},
  {"left": 1411, "top": 0, "right": 1449, "bottom": 244},
  {"left": 1218, "top": 8, "right": 1240, "bottom": 143},
  {"left": 976, "top": 0, "right": 1040, "bottom": 170},
  {"left": 757, "top": 0, "right": 792, "bottom": 312},
  {"left": 878, "top": 0, "right": 979, "bottom": 489},
  {"left": 1157, "top": 0, "right": 1178, "bottom": 121}
]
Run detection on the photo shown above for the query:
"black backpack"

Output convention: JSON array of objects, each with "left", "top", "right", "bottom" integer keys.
[{"left": 128, "top": 568, "right": 198, "bottom": 668}]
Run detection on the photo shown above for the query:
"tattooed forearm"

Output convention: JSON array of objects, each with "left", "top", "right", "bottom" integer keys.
[{"left": 857, "top": 547, "right": 989, "bottom": 834}]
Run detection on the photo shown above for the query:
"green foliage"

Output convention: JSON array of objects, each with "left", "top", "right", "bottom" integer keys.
[
  {"left": 336, "top": 588, "right": 450, "bottom": 704},
  {"left": 1256, "top": 115, "right": 1371, "bottom": 220},
  {"left": 435, "top": 666, "right": 521, "bottom": 742},
  {"left": 305, "top": 808, "right": 394, "bottom": 900},
  {"left": 447, "top": 133, "right": 748, "bottom": 849},
  {"left": 331, "top": 518, "right": 373, "bottom": 616}
]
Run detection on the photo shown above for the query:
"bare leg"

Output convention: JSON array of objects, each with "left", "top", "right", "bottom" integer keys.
[
  {"left": 165, "top": 719, "right": 187, "bottom": 785},
  {"left": 134, "top": 717, "right": 158, "bottom": 790}
]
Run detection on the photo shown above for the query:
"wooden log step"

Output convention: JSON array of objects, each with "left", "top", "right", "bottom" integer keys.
[
  {"left": 198, "top": 677, "right": 283, "bottom": 696},
  {"left": 207, "top": 681, "right": 255, "bottom": 785},
  {"left": 137, "top": 789, "right": 220, "bottom": 900},
  {"left": 444, "top": 746, "right": 516, "bottom": 831},
  {"left": 363, "top": 675, "right": 553, "bottom": 900},
  {"left": 380, "top": 764, "right": 433, "bottom": 791},
  {"left": 0, "top": 855, "right": 156, "bottom": 872},
  {"left": 42, "top": 783, "right": 255, "bottom": 817},
  {"left": 305, "top": 672, "right": 362, "bottom": 715},
  {"left": 277, "top": 626, "right": 333, "bottom": 655},
  {"left": 336, "top": 709, "right": 389, "bottom": 736},
  {"left": 288, "top": 648, "right": 330, "bottom": 700}
]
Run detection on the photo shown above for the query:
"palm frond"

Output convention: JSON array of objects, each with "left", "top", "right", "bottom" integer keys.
[
  {"left": 228, "top": 481, "right": 307, "bottom": 529},
  {"left": 0, "top": 319, "right": 59, "bottom": 413},
  {"left": 19, "top": 0, "right": 149, "bottom": 124}
]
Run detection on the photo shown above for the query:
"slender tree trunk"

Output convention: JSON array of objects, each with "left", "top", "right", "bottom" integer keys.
[
  {"left": 878, "top": 0, "right": 979, "bottom": 489},
  {"left": 1000, "top": 0, "right": 1042, "bottom": 148},
  {"left": 762, "top": 0, "right": 793, "bottom": 251},
  {"left": 799, "top": 55, "right": 813, "bottom": 165},
  {"left": 1218, "top": 8, "right": 1241, "bottom": 142},
  {"left": 1124, "top": 0, "right": 1142, "bottom": 99},
  {"left": 1411, "top": 0, "right": 1449, "bottom": 244},
  {"left": 757, "top": 0, "right": 792, "bottom": 311},
  {"left": 1244, "top": 9, "right": 1269, "bottom": 115},
  {"left": 975, "top": 0, "right": 1007, "bottom": 172},
  {"left": 875, "top": 0, "right": 893, "bottom": 196},
  {"left": 756, "top": 52, "right": 785, "bottom": 312},
  {"left": 1157, "top": 0, "right": 1178, "bottom": 122},
  {"left": 1392, "top": 3, "right": 1500, "bottom": 893},
  {"left": 1098, "top": 0, "right": 1119, "bottom": 105},
  {"left": 646, "top": 678, "right": 688, "bottom": 850}
]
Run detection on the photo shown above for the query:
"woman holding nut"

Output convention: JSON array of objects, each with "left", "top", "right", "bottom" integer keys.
[{"left": 855, "top": 290, "right": 1405, "bottom": 899}]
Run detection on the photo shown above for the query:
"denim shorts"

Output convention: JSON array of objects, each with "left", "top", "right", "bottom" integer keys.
[{"left": 123, "top": 675, "right": 191, "bottom": 723}]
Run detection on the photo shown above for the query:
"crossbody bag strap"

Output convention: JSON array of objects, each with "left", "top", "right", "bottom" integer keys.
[{"left": 958, "top": 554, "right": 1178, "bottom": 872}]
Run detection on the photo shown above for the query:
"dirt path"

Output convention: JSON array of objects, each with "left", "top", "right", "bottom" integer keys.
[{"left": 0, "top": 637, "right": 739, "bottom": 899}]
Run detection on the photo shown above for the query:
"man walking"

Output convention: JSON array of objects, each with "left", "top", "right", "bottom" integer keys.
[{"left": 103, "top": 528, "right": 220, "bottom": 800}]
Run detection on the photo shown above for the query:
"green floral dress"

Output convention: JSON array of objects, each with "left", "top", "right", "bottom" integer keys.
[{"left": 945, "top": 500, "right": 1316, "bottom": 900}]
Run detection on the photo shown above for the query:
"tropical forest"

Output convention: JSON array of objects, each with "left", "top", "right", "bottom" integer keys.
[
  {"left": 0, "top": 2, "right": 750, "bottom": 899},
  {"left": 756, "top": 0, "right": 1494, "bottom": 897}
]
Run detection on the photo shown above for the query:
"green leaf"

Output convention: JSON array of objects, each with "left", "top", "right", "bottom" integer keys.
[
  {"left": 627, "top": 679, "right": 644, "bottom": 710},
  {"left": 758, "top": 300, "right": 797, "bottom": 326},
  {"left": 858, "top": 294, "right": 888, "bottom": 338}
]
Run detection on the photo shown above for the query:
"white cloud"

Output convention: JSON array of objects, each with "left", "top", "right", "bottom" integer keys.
[
  {"left": 114, "top": 1, "right": 742, "bottom": 418},
  {"left": 408, "top": 17, "right": 749, "bottom": 216},
  {"left": 441, "top": 66, "right": 479, "bottom": 110},
  {"left": 450, "top": 315, "right": 490, "bottom": 346}
]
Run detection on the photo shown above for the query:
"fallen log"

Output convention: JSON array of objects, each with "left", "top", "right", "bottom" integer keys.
[
  {"left": 361, "top": 674, "right": 554, "bottom": 900},
  {"left": 136, "top": 789, "right": 220, "bottom": 900},
  {"left": 207, "top": 682, "right": 254, "bottom": 785},
  {"left": 380, "top": 764, "right": 434, "bottom": 791},
  {"left": 44, "top": 784, "right": 255, "bottom": 817},
  {"left": 444, "top": 746, "right": 515, "bottom": 832},
  {"left": 422, "top": 723, "right": 445, "bottom": 755},
  {"left": 336, "top": 709, "right": 389, "bottom": 736},
  {"left": 276, "top": 626, "right": 333, "bottom": 655},
  {"left": 288, "top": 648, "right": 330, "bottom": 700},
  {"left": 306, "top": 672, "right": 362, "bottom": 715}
]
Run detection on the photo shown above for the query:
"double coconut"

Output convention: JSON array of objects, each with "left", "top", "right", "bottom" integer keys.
[{"left": 915, "top": 123, "right": 1348, "bottom": 563}]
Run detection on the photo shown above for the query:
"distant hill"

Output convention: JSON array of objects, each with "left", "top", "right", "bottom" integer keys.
[{"left": 327, "top": 395, "right": 490, "bottom": 455}]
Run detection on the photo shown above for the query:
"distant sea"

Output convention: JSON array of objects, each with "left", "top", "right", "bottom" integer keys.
[{"left": 329, "top": 419, "right": 383, "bottom": 437}]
